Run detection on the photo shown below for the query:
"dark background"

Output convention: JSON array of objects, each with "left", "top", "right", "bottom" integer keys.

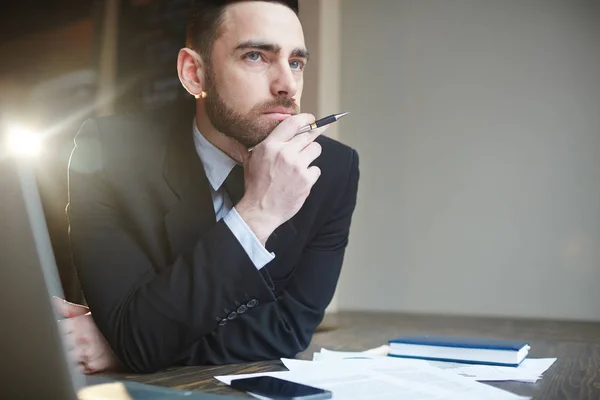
[{"left": 0, "top": 0, "right": 196, "bottom": 302}]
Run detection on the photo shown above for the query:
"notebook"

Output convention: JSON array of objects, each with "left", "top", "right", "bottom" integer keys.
[{"left": 388, "top": 335, "right": 530, "bottom": 367}]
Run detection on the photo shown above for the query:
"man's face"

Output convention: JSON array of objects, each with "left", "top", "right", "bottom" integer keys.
[{"left": 203, "top": 2, "right": 307, "bottom": 148}]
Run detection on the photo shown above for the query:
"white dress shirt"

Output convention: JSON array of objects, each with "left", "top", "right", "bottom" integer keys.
[{"left": 192, "top": 120, "right": 275, "bottom": 269}]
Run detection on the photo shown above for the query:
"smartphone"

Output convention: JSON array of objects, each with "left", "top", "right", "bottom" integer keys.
[{"left": 229, "top": 376, "right": 332, "bottom": 400}]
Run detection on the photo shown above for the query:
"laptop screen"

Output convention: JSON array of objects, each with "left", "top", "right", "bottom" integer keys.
[{"left": 0, "top": 155, "right": 85, "bottom": 399}]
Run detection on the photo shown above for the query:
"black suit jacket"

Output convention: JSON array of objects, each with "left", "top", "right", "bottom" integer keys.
[{"left": 67, "top": 105, "right": 360, "bottom": 373}]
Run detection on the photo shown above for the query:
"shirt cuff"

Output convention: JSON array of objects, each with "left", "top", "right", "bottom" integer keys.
[{"left": 223, "top": 207, "right": 275, "bottom": 270}]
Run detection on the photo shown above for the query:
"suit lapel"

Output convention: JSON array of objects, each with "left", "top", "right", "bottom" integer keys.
[
  {"left": 160, "top": 104, "right": 299, "bottom": 265},
  {"left": 162, "top": 110, "right": 216, "bottom": 258}
]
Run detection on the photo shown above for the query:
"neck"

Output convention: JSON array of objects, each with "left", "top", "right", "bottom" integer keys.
[{"left": 195, "top": 102, "right": 250, "bottom": 164}]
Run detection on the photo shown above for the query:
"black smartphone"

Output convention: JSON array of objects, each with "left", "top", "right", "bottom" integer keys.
[{"left": 229, "top": 376, "right": 332, "bottom": 400}]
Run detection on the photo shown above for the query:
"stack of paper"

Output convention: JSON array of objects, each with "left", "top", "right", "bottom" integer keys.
[
  {"left": 312, "top": 347, "right": 556, "bottom": 383},
  {"left": 215, "top": 355, "right": 531, "bottom": 400}
]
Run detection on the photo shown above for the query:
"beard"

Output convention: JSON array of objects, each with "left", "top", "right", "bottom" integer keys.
[{"left": 203, "top": 66, "right": 299, "bottom": 148}]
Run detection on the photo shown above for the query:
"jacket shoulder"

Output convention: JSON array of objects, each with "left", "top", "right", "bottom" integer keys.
[
  {"left": 76, "top": 107, "right": 179, "bottom": 146},
  {"left": 70, "top": 106, "right": 192, "bottom": 174}
]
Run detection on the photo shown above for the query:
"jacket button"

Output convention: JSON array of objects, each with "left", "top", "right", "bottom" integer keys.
[
  {"left": 237, "top": 305, "right": 248, "bottom": 314},
  {"left": 247, "top": 299, "right": 258, "bottom": 308},
  {"left": 227, "top": 311, "right": 238, "bottom": 320}
]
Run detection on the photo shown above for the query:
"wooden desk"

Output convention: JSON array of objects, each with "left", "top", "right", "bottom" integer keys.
[{"left": 105, "top": 312, "right": 600, "bottom": 399}]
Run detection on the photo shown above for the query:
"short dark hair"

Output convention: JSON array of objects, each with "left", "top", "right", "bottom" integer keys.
[{"left": 186, "top": 0, "right": 299, "bottom": 63}]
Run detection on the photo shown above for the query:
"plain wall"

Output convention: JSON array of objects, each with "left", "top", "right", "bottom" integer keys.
[
  {"left": 300, "top": 0, "right": 343, "bottom": 312},
  {"left": 336, "top": 0, "right": 600, "bottom": 321}
]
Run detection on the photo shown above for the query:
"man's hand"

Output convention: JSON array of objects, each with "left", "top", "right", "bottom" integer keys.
[
  {"left": 236, "top": 113, "right": 329, "bottom": 244},
  {"left": 53, "top": 297, "right": 123, "bottom": 374}
]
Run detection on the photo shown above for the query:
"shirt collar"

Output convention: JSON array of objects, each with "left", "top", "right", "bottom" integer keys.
[{"left": 192, "top": 118, "right": 237, "bottom": 191}]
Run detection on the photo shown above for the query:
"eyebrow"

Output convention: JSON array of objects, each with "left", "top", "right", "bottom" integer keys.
[{"left": 235, "top": 40, "right": 310, "bottom": 60}]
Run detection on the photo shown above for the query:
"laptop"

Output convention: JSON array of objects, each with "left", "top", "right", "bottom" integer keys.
[{"left": 0, "top": 154, "right": 240, "bottom": 399}]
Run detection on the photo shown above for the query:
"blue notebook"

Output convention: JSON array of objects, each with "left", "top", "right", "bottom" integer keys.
[{"left": 388, "top": 335, "right": 530, "bottom": 367}]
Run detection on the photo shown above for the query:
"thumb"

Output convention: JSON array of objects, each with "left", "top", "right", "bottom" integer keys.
[{"left": 52, "top": 296, "right": 89, "bottom": 318}]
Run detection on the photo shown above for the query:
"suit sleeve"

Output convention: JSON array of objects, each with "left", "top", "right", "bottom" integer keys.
[
  {"left": 181, "top": 147, "right": 360, "bottom": 365},
  {"left": 67, "top": 119, "right": 278, "bottom": 373}
]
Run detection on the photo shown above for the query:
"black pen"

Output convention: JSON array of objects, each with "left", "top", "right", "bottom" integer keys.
[{"left": 297, "top": 112, "right": 350, "bottom": 134}]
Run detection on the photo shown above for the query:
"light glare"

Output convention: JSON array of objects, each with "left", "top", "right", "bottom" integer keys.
[{"left": 7, "top": 126, "right": 42, "bottom": 156}]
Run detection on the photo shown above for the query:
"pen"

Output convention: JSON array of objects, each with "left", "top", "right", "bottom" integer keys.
[
  {"left": 297, "top": 112, "right": 350, "bottom": 134},
  {"left": 248, "top": 112, "right": 350, "bottom": 152}
]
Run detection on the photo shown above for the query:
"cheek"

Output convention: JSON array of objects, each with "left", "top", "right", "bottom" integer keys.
[
  {"left": 295, "top": 79, "right": 304, "bottom": 105},
  {"left": 217, "top": 71, "right": 264, "bottom": 113}
]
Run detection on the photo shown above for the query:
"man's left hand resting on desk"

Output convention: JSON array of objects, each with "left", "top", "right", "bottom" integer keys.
[{"left": 54, "top": 297, "right": 121, "bottom": 374}]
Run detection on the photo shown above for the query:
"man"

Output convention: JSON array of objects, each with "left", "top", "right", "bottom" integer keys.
[{"left": 64, "top": 0, "right": 359, "bottom": 374}]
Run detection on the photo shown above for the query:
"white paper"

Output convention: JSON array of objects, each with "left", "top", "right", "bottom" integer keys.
[
  {"left": 312, "top": 347, "right": 388, "bottom": 361},
  {"left": 313, "top": 347, "right": 555, "bottom": 383},
  {"left": 428, "top": 358, "right": 557, "bottom": 382},
  {"left": 216, "top": 357, "right": 529, "bottom": 400},
  {"left": 283, "top": 357, "right": 432, "bottom": 373}
]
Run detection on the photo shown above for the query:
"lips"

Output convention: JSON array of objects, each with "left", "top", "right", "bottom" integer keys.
[
  {"left": 263, "top": 107, "right": 296, "bottom": 121},
  {"left": 263, "top": 107, "right": 295, "bottom": 115}
]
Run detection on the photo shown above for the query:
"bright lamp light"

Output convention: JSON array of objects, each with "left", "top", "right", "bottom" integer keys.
[{"left": 7, "top": 125, "right": 42, "bottom": 156}]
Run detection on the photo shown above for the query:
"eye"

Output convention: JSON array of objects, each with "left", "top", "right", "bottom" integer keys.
[
  {"left": 245, "top": 52, "right": 262, "bottom": 62},
  {"left": 290, "top": 60, "right": 305, "bottom": 71}
]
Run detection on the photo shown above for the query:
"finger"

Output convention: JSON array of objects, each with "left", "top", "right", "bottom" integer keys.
[
  {"left": 267, "top": 113, "right": 316, "bottom": 142},
  {"left": 57, "top": 320, "right": 79, "bottom": 354},
  {"left": 83, "top": 362, "right": 97, "bottom": 375},
  {"left": 83, "top": 356, "right": 110, "bottom": 375},
  {"left": 58, "top": 317, "right": 75, "bottom": 336},
  {"left": 62, "top": 339, "right": 86, "bottom": 371},
  {"left": 58, "top": 314, "right": 88, "bottom": 341},
  {"left": 287, "top": 124, "right": 329, "bottom": 152},
  {"left": 66, "top": 344, "right": 87, "bottom": 366},
  {"left": 306, "top": 166, "right": 322, "bottom": 186},
  {"left": 53, "top": 296, "right": 89, "bottom": 318},
  {"left": 298, "top": 141, "right": 322, "bottom": 169}
]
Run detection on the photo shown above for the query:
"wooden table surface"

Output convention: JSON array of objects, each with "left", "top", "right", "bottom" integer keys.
[{"left": 105, "top": 312, "right": 600, "bottom": 399}]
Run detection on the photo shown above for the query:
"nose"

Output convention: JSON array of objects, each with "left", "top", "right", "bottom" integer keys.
[{"left": 270, "top": 62, "right": 298, "bottom": 98}]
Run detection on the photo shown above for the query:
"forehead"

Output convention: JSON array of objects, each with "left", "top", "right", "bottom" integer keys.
[{"left": 219, "top": 2, "right": 305, "bottom": 50}]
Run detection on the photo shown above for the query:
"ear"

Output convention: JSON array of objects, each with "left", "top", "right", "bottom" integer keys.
[{"left": 177, "top": 48, "right": 207, "bottom": 99}]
